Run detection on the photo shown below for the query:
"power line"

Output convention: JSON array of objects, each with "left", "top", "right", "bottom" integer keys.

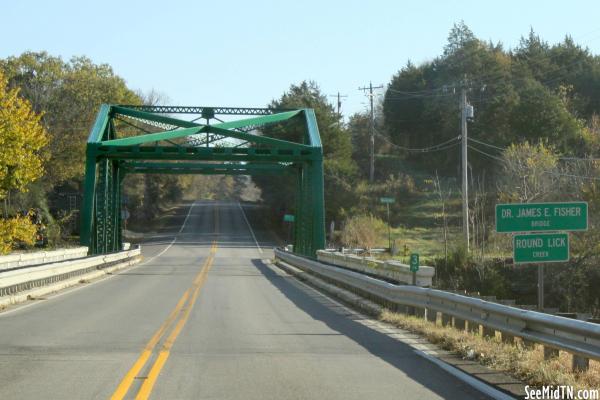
[
  {"left": 467, "top": 137, "right": 504, "bottom": 151},
  {"left": 374, "top": 130, "right": 460, "bottom": 152},
  {"left": 467, "top": 144, "right": 504, "bottom": 162}
]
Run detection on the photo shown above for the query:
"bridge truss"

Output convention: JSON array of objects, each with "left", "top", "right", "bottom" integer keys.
[{"left": 80, "top": 105, "right": 325, "bottom": 257}]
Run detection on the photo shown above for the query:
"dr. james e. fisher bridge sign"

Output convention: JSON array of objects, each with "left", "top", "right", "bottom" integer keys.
[{"left": 495, "top": 202, "right": 588, "bottom": 233}]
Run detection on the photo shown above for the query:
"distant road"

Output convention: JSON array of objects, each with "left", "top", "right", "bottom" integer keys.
[{"left": 0, "top": 201, "right": 489, "bottom": 399}]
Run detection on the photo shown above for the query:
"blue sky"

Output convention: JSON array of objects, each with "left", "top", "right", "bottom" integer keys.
[{"left": 2, "top": 0, "right": 600, "bottom": 117}]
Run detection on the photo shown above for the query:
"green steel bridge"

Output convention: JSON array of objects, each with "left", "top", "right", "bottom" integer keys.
[{"left": 80, "top": 105, "right": 325, "bottom": 257}]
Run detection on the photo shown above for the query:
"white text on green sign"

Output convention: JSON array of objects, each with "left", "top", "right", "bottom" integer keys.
[
  {"left": 495, "top": 202, "right": 587, "bottom": 233},
  {"left": 513, "top": 233, "right": 569, "bottom": 263},
  {"left": 409, "top": 253, "right": 419, "bottom": 272},
  {"left": 380, "top": 197, "right": 395, "bottom": 204}
]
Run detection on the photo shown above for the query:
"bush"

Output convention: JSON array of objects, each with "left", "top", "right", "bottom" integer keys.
[
  {"left": 0, "top": 215, "right": 37, "bottom": 254},
  {"left": 341, "top": 214, "right": 385, "bottom": 252}
]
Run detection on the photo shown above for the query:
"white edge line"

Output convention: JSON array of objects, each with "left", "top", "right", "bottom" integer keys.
[
  {"left": 0, "top": 202, "right": 197, "bottom": 317},
  {"left": 238, "top": 201, "right": 263, "bottom": 254},
  {"left": 283, "top": 267, "right": 515, "bottom": 400},
  {"left": 415, "top": 350, "right": 515, "bottom": 400}
]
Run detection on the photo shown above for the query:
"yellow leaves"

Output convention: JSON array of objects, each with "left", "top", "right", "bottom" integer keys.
[
  {"left": 0, "top": 215, "right": 37, "bottom": 254},
  {"left": 0, "top": 69, "right": 48, "bottom": 199},
  {"left": 341, "top": 214, "right": 385, "bottom": 251}
]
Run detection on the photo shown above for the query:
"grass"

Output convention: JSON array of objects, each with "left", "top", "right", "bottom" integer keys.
[
  {"left": 370, "top": 181, "right": 516, "bottom": 262},
  {"left": 370, "top": 184, "right": 462, "bottom": 262},
  {"left": 379, "top": 309, "right": 600, "bottom": 391}
]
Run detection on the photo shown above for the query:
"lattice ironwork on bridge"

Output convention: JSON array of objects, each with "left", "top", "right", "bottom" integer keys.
[{"left": 81, "top": 105, "right": 325, "bottom": 257}]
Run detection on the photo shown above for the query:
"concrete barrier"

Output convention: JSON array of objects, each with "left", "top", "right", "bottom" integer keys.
[
  {"left": 316, "top": 250, "right": 435, "bottom": 287},
  {"left": 0, "top": 247, "right": 141, "bottom": 306},
  {"left": 0, "top": 247, "right": 89, "bottom": 271}
]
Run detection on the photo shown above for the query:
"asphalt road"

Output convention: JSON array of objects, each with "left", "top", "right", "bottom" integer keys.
[{"left": 0, "top": 201, "right": 490, "bottom": 399}]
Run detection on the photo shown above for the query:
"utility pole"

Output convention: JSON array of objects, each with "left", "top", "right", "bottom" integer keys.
[
  {"left": 359, "top": 82, "right": 383, "bottom": 182},
  {"left": 460, "top": 82, "right": 470, "bottom": 251},
  {"left": 329, "top": 92, "right": 348, "bottom": 120}
]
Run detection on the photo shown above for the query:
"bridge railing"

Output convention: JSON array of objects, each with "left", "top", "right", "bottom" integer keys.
[
  {"left": 0, "top": 247, "right": 141, "bottom": 303},
  {"left": 275, "top": 248, "right": 600, "bottom": 372},
  {"left": 0, "top": 247, "right": 89, "bottom": 272}
]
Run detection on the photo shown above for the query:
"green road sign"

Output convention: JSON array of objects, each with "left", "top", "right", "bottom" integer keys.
[
  {"left": 409, "top": 253, "right": 419, "bottom": 272},
  {"left": 380, "top": 197, "right": 395, "bottom": 204},
  {"left": 513, "top": 233, "right": 569, "bottom": 263},
  {"left": 496, "top": 202, "right": 588, "bottom": 233},
  {"left": 283, "top": 214, "right": 295, "bottom": 223}
]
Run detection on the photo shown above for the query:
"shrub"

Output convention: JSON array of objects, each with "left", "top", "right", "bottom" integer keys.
[{"left": 0, "top": 215, "right": 37, "bottom": 254}]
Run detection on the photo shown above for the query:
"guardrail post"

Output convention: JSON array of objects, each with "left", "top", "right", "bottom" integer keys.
[
  {"left": 556, "top": 314, "right": 590, "bottom": 372},
  {"left": 441, "top": 313, "right": 452, "bottom": 327},
  {"left": 453, "top": 317, "right": 466, "bottom": 331}
]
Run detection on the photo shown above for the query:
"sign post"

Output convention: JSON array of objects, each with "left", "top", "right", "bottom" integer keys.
[
  {"left": 380, "top": 197, "right": 395, "bottom": 252},
  {"left": 283, "top": 214, "right": 295, "bottom": 244},
  {"left": 410, "top": 253, "right": 419, "bottom": 285},
  {"left": 495, "top": 201, "right": 587, "bottom": 311}
]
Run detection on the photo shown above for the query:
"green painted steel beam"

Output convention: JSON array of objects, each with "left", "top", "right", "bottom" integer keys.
[
  {"left": 123, "top": 161, "right": 289, "bottom": 168},
  {"left": 122, "top": 162, "right": 293, "bottom": 176},
  {"left": 114, "top": 105, "right": 288, "bottom": 116},
  {"left": 124, "top": 168, "right": 289, "bottom": 176},
  {"left": 80, "top": 146, "right": 98, "bottom": 250},
  {"left": 303, "top": 109, "right": 323, "bottom": 149},
  {"left": 111, "top": 106, "right": 201, "bottom": 128},
  {"left": 101, "top": 125, "right": 206, "bottom": 147},
  {"left": 96, "top": 144, "right": 319, "bottom": 161},
  {"left": 206, "top": 126, "right": 310, "bottom": 150},
  {"left": 212, "top": 110, "right": 301, "bottom": 131},
  {"left": 101, "top": 118, "right": 309, "bottom": 150},
  {"left": 87, "top": 104, "right": 111, "bottom": 143}
]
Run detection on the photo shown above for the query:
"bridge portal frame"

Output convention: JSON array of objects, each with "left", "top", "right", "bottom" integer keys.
[{"left": 80, "top": 105, "right": 325, "bottom": 257}]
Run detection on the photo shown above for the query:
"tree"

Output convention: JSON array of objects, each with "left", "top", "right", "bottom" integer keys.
[
  {"left": 0, "top": 69, "right": 48, "bottom": 199},
  {"left": 340, "top": 214, "right": 384, "bottom": 253},
  {"left": 497, "top": 142, "right": 559, "bottom": 203},
  {"left": 1, "top": 52, "right": 140, "bottom": 186},
  {"left": 254, "top": 81, "right": 357, "bottom": 223},
  {"left": 0, "top": 69, "right": 48, "bottom": 253}
]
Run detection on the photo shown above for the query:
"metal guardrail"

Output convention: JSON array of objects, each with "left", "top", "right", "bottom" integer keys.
[
  {"left": 317, "top": 250, "right": 435, "bottom": 287},
  {"left": 275, "top": 248, "right": 600, "bottom": 368},
  {"left": 0, "top": 246, "right": 141, "bottom": 297}
]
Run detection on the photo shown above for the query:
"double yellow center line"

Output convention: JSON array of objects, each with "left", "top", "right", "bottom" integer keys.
[{"left": 111, "top": 205, "right": 219, "bottom": 400}]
